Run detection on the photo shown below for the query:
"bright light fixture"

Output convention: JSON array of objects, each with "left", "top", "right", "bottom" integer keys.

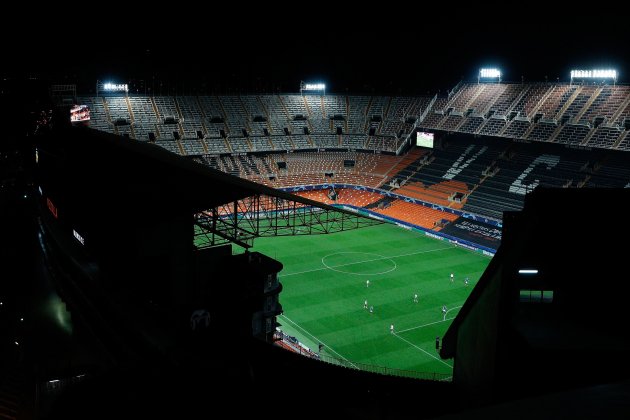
[
  {"left": 303, "top": 83, "right": 326, "bottom": 90},
  {"left": 570, "top": 69, "right": 617, "bottom": 79},
  {"left": 480, "top": 68, "right": 501, "bottom": 78},
  {"left": 103, "top": 83, "right": 129, "bottom": 92}
]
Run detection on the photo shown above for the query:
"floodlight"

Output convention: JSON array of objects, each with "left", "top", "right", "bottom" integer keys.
[
  {"left": 480, "top": 68, "right": 501, "bottom": 78},
  {"left": 303, "top": 83, "right": 326, "bottom": 91},
  {"left": 103, "top": 82, "right": 129, "bottom": 92},
  {"left": 570, "top": 69, "right": 617, "bottom": 80}
]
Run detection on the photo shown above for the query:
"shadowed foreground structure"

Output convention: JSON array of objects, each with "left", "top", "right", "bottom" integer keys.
[
  {"left": 11, "top": 124, "right": 630, "bottom": 419},
  {"left": 441, "top": 188, "right": 630, "bottom": 417}
]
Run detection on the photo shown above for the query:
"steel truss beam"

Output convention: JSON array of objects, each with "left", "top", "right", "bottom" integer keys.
[{"left": 194, "top": 193, "right": 382, "bottom": 249}]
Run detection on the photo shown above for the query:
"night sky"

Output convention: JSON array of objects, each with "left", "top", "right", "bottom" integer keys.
[{"left": 4, "top": 8, "right": 628, "bottom": 95}]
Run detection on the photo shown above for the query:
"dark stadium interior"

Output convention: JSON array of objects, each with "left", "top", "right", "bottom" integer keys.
[{"left": 2, "top": 11, "right": 630, "bottom": 419}]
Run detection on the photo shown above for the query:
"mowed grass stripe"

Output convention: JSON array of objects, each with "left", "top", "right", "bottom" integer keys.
[{"left": 250, "top": 223, "right": 491, "bottom": 374}]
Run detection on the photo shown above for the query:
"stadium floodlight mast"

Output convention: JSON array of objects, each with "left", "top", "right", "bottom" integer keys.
[
  {"left": 570, "top": 69, "right": 618, "bottom": 85},
  {"left": 478, "top": 68, "right": 501, "bottom": 83},
  {"left": 300, "top": 81, "right": 326, "bottom": 95}
]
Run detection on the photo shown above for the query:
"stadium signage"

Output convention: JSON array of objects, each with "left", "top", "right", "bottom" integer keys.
[
  {"left": 451, "top": 220, "right": 501, "bottom": 240},
  {"left": 73, "top": 229, "right": 85, "bottom": 245},
  {"left": 103, "top": 83, "right": 129, "bottom": 92},
  {"left": 448, "top": 240, "right": 478, "bottom": 252},
  {"left": 396, "top": 223, "right": 412, "bottom": 230},
  {"left": 425, "top": 232, "right": 444, "bottom": 241}
]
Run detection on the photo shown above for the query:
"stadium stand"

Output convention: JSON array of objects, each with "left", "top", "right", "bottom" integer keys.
[
  {"left": 372, "top": 200, "right": 459, "bottom": 231},
  {"left": 419, "top": 82, "right": 630, "bottom": 147},
  {"left": 83, "top": 94, "right": 433, "bottom": 154},
  {"left": 84, "top": 82, "right": 629, "bottom": 154},
  {"left": 80, "top": 82, "right": 630, "bottom": 223}
]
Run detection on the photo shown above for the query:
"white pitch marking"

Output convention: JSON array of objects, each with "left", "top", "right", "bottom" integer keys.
[
  {"left": 279, "top": 314, "right": 358, "bottom": 369},
  {"left": 396, "top": 317, "right": 455, "bottom": 334},
  {"left": 443, "top": 305, "right": 462, "bottom": 321},
  {"left": 393, "top": 333, "right": 452, "bottom": 368},
  {"left": 282, "top": 246, "right": 454, "bottom": 277}
]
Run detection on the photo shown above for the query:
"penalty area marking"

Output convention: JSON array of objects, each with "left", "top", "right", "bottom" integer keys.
[
  {"left": 279, "top": 314, "right": 358, "bottom": 369},
  {"left": 384, "top": 306, "right": 463, "bottom": 334},
  {"left": 396, "top": 317, "right": 456, "bottom": 334}
]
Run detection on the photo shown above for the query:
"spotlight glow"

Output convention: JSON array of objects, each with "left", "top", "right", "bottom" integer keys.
[
  {"left": 303, "top": 83, "right": 326, "bottom": 91},
  {"left": 480, "top": 68, "right": 501, "bottom": 78},
  {"left": 570, "top": 69, "right": 617, "bottom": 79},
  {"left": 103, "top": 83, "right": 129, "bottom": 92}
]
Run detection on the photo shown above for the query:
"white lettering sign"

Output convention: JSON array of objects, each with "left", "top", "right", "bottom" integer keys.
[
  {"left": 443, "top": 145, "right": 488, "bottom": 180},
  {"left": 509, "top": 154, "right": 560, "bottom": 195}
]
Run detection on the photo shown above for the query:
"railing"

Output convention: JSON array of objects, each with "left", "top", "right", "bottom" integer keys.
[
  {"left": 448, "top": 80, "right": 463, "bottom": 99},
  {"left": 275, "top": 330, "right": 451, "bottom": 381},
  {"left": 402, "top": 95, "right": 440, "bottom": 155},
  {"left": 420, "top": 94, "right": 438, "bottom": 122},
  {"left": 279, "top": 183, "right": 503, "bottom": 228},
  {"left": 316, "top": 353, "right": 452, "bottom": 381},
  {"left": 397, "top": 133, "right": 410, "bottom": 155}
]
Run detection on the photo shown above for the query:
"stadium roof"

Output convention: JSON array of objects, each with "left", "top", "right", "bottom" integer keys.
[
  {"left": 38, "top": 125, "right": 370, "bottom": 210},
  {"left": 36, "top": 125, "right": 381, "bottom": 248}
]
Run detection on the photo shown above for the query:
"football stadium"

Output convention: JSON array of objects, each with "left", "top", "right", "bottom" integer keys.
[
  {"left": 75, "top": 73, "right": 628, "bottom": 377},
  {"left": 2, "top": 21, "right": 630, "bottom": 418}
]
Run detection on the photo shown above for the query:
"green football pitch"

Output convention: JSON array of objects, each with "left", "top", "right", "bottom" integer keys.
[{"left": 247, "top": 222, "right": 492, "bottom": 377}]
